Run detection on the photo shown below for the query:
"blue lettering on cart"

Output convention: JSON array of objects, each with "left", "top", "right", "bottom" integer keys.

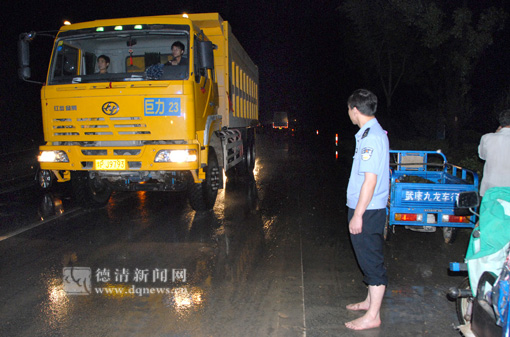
[
  {"left": 144, "top": 98, "right": 181, "bottom": 116},
  {"left": 403, "top": 191, "right": 459, "bottom": 202}
]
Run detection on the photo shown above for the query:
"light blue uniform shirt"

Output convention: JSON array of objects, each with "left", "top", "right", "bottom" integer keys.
[{"left": 346, "top": 118, "right": 390, "bottom": 210}]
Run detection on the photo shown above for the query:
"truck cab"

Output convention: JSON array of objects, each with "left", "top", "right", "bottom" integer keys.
[{"left": 18, "top": 14, "right": 258, "bottom": 211}]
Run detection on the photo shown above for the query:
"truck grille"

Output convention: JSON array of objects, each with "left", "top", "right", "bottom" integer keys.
[
  {"left": 52, "top": 117, "right": 151, "bottom": 137},
  {"left": 80, "top": 149, "right": 142, "bottom": 156}
]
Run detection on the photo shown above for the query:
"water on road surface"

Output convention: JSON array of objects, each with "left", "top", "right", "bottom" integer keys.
[{"left": 0, "top": 132, "right": 469, "bottom": 336}]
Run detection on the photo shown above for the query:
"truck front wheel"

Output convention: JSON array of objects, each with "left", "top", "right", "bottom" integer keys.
[
  {"left": 36, "top": 169, "right": 54, "bottom": 190},
  {"left": 188, "top": 149, "right": 220, "bottom": 211},
  {"left": 72, "top": 171, "right": 112, "bottom": 208}
]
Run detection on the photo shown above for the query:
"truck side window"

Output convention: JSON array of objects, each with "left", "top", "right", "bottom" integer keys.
[
  {"left": 84, "top": 52, "right": 96, "bottom": 75},
  {"left": 53, "top": 44, "right": 79, "bottom": 77},
  {"left": 194, "top": 36, "right": 207, "bottom": 83},
  {"left": 194, "top": 36, "right": 200, "bottom": 83}
]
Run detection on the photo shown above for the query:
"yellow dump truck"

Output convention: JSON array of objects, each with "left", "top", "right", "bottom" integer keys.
[{"left": 18, "top": 13, "right": 258, "bottom": 210}]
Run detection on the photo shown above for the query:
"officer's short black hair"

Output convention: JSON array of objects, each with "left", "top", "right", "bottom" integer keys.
[
  {"left": 499, "top": 109, "right": 510, "bottom": 127},
  {"left": 347, "top": 89, "right": 378, "bottom": 116}
]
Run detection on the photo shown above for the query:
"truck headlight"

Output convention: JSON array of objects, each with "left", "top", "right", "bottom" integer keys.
[
  {"left": 38, "top": 150, "right": 69, "bottom": 163},
  {"left": 154, "top": 150, "right": 197, "bottom": 163}
]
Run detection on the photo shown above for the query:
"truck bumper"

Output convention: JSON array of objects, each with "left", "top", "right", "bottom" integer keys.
[
  {"left": 39, "top": 144, "right": 200, "bottom": 171},
  {"left": 39, "top": 144, "right": 204, "bottom": 185}
]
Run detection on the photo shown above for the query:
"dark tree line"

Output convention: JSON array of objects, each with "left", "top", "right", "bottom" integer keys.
[{"left": 339, "top": 0, "right": 508, "bottom": 145}]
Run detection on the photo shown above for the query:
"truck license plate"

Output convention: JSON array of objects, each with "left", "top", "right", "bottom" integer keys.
[{"left": 95, "top": 159, "right": 126, "bottom": 170}]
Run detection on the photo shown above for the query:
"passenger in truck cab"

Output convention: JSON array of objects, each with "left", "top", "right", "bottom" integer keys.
[
  {"left": 166, "top": 41, "right": 187, "bottom": 66},
  {"left": 97, "top": 55, "right": 110, "bottom": 74}
]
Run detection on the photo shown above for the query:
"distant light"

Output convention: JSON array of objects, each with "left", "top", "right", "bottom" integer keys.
[
  {"left": 63, "top": 20, "right": 71, "bottom": 26},
  {"left": 182, "top": 13, "right": 189, "bottom": 18},
  {"left": 114, "top": 26, "right": 123, "bottom": 31},
  {"left": 134, "top": 25, "right": 143, "bottom": 30},
  {"left": 96, "top": 27, "right": 104, "bottom": 32}
]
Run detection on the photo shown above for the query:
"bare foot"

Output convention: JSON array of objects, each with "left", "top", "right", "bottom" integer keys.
[
  {"left": 345, "top": 314, "right": 381, "bottom": 330},
  {"left": 346, "top": 301, "right": 370, "bottom": 311}
]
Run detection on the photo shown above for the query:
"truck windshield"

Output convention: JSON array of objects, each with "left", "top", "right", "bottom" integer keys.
[{"left": 48, "top": 25, "right": 190, "bottom": 85}]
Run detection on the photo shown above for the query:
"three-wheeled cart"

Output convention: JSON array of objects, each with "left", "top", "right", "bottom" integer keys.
[{"left": 386, "top": 150, "right": 479, "bottom": 243}]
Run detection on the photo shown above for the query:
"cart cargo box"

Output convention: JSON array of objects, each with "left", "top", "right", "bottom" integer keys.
[{"left": 386, "top": 150, "right": 479, "bottom": 243}]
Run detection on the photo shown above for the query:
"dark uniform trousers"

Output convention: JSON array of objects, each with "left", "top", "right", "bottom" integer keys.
[{"left": 348, "top": 207, "right": 388, "bottom": 286}]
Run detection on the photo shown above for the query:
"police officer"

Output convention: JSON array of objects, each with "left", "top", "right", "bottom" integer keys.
[{"left": 344, "top": 89, "right": 389, "bottom": 331}]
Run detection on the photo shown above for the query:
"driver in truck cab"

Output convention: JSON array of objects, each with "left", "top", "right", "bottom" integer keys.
[
  {"left": 167, "top": 41, "right": 187, "bottom": 66},
  {"left": 97, "top": 55, "right": 110, "bottom": 74}
]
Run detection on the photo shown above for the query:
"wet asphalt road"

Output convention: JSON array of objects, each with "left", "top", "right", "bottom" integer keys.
[{"left": 0, "top": 132, "right": 470, "bottom": 337}]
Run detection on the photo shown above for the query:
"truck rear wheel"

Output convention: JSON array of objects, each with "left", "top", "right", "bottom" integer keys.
[
  {"left": 226, "top": 139, "right": 255, "bottom": 179},
  {"left": 188, "top": 149, "right": 220, "bottom": 211},
  {"left": 72, "top": 171, "right": 112, "bottom": 208},
  {"left": 248, "top": 141, "right": 256, "bottom": 171},
  {"left": 240, "top": 135, "right": 255, "bottom": 174}
]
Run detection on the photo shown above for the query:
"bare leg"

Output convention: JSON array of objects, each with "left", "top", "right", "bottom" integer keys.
[
  {"left": 346, "top": 291, "right": 370, "bottom": 311},
  {"left": 345, "top": 285, "right": 385, "bottom": 330}
]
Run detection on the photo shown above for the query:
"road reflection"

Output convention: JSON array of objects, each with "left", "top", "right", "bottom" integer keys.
[
  {"left": 43, "top": 273, "right": 71, "bottom": 330},
  {"left": 167, "top": 286, "right": 205, "bottom": 317},
  {"left": 218, "top": 174, "right": 266, "bottom": 284},
  {"left": 41, "top": 169, "right": 267, "bottom": 331},
  {"left": 38, "top": 193, "right": 64, "bottom": 221}
]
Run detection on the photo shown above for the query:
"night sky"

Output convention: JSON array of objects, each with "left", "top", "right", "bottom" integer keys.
[{"left": 2, "top": 0, "right": 510, "bottom": 141}]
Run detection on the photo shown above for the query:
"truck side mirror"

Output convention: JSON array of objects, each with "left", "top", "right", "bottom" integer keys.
[
  {"left": 18, "top": 37, "right": 31, "bottom": 80},
  {"left": 457, "top": 191, "right": 480, "bottom": 208},
  {"left": 197, "top": 40, "right": 215, "bottom": 70}
]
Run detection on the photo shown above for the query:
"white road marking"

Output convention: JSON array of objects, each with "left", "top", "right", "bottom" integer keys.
[
  {"left": 299, "top": 230, "right": 307, "bottom": 337},
  {"left": 0, "top": 207, "right": 81, "bottom": 242}
]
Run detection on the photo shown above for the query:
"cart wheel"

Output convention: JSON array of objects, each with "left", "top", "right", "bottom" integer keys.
[
  {"left": 456, "top": 277, "right": 472, "bottom": 325},
  {"left": 383, "top": 214, "right": 392, "bottom": 241},
  {"left": 443, "top": 227, "right": 457, "bottom": 244}
]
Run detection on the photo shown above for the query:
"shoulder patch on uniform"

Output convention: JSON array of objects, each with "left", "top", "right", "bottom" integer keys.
[
  {"left": 361, "top": 147, "right": 373, "bottom": 161},
  {"left": 361, "top": 128, "right": 370, "bottom": 139}
]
